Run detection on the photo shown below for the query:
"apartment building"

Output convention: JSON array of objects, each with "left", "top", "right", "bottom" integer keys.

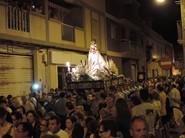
[
  {"left": 106, "top": 0, "right": 173, "bottom": 80},
  {"left": 0, "top": 0, "right": 173, "bottom": 96}
]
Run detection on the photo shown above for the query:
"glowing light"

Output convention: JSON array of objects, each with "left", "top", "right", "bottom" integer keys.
[
  {"left": 66, "top": 62, "right": 71, "bottom": 72},
  {"left": 152, "top": 55, "right": 158, "bottom": 60},
  {"left": 155, "top": 0, "right": 166, "bottom": 4},
  {"left": 32, "top": 5, "right": 35, "bottom": 9},
  {"left": 32, "top": 83, "right": 40, "bottom": 90}
]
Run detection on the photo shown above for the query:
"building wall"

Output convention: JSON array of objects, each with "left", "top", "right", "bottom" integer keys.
[
  {"left": 0, "top": 1, "right": 108, "bottom": 94},
  {"left": 33, "top": 50, "right": 48, "bottom": 92},
  {"left": 0, "top": 0, "right": 174, "bottom": 96},
  {"left": 30, "top": 14, "right": 46, "bottom": 41},
  {"left": 84, "top": 7, "right": 106, "bottom": 52},
  {"left": 80, "top": 0, "right": 105, "bottom": 12},
  {"left": 84, "top": 8, "right": 92, "bottom": 48},
  {"left": 48, "top": 20, "right": 62, "bottom": 43},
  {"left": 0, "top": 5, "right": 6, "bottom": 33},
  {"left": 111, "top": 56, "right": 123, "bottom": 74},
  {"left": 180, "top": 0, "right": 185, "bottom": 69}
]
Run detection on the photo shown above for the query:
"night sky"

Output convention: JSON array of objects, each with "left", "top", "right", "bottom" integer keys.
[
  {"left": 151, "top": 0, "right": 181, "bottom": 45},
  {"left": 139, "top": 0, "right": 181, "bottom": 45}
]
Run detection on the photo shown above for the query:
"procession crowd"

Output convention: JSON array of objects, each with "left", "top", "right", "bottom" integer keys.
[{"left": 0, "top": 76, "right": 185, "bottom": 138}]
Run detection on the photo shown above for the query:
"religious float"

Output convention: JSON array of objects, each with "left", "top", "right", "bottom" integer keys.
[{"left": 66, "top": 40, "right": 134, "bottom": 91}]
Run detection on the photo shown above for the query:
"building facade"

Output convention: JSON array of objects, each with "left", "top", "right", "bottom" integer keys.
[
  {"left": 0, "top": 0, "right": 173, "bottom": 96},
  {"left": 106, "top": 0, "right": 173, "bottom": 80}
]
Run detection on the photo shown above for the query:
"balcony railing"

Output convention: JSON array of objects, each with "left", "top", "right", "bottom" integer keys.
[
  {"left": 62, "top": 24, "right": 75, "bottom": 42},
  {"left": 7, "top": 5, "right": 30, "bottom": 32}
]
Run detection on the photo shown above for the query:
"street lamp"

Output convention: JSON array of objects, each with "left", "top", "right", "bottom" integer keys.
[{"left": 155, "top": 0, "right": 166, "bottom": 5}]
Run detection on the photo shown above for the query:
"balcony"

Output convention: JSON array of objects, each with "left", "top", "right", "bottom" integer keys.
[
  {"left": 7, "top": 5, "right": 30, "bottom": 32},
  {"left": 0, "top": 2, "right": 85, "bottom": 50}
]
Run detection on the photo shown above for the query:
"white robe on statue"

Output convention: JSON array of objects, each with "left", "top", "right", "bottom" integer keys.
[{"left": 88, "top": 41, "right": 109, "bottom": 80}]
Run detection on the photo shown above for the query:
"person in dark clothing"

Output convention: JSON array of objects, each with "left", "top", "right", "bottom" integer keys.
[
  {"left": 26, "top": 110, "right": 40, "bottom": 138},
  {"left": 54, "top": 92, "right": 67, "bottom": 129},
  {"left": 15, "top": 122, "right": 34, "bottom": 138},
  {"left": 115, "top": 98, "right": 131, "bottom": 138},
  {"left": 72, "top": 123, "right": 84, "bottom": 138}
]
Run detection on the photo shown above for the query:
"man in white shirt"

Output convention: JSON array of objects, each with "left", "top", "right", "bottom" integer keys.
[
  {"left": 131, "top": 88, "right": 157, "bottom": 136},
  {"left": 132, "top": 88, "right": 156, "bottom": 117},
  {"left": 169, "top": 83, "right": 181, "bottom": 108},
  {"left": 48, "top": 115, "right": 69, "bottom": 138}
]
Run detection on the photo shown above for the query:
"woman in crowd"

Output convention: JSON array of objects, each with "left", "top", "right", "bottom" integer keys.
[
  {"left": 115, "top": 98, "right": 131, "bottom": 138},
  {"left": 65, "top": 117, "right": 76, "bottom": 138},
  {"left": 26, "top": 110, "right": 40, "bottom": 138},
  {"left": 99, "top": 119, "right": 117, "bottom": 138},
  {"left": 85, "top": 116, "right": 98, "bottom": 138}
]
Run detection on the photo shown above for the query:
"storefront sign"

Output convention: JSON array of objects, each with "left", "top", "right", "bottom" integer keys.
[{"left": 160, "top": 58, "right": 172, "bottom": 70}]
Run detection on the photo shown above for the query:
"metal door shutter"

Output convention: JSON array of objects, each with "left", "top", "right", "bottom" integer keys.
[{"left": 0, "top": 54, "right": 33, "bottom": 96}]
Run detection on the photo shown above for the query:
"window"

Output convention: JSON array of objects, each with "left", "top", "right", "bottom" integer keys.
[{"left": 62, "top": 24, "right": 74, "bottom": 42}]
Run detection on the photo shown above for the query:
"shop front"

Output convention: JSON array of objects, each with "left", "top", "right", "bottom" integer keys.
[
  {"left": 0, "top": 46, "right": 33, "bottom": 96},
  {"left": 49, "top": 50, "right": 87, "bottom": 90}
]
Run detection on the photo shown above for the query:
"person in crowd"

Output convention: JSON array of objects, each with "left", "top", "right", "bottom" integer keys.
[
  {"left": 85, "top": 116, "right": 98, "bottom": 138},
  {"left": 48, "top": 115, "right": 69, "bottom": 138},
  {"left": 0, "top": 99, "right": 12, "bottom": 114},
  {"left": 131, "top": 88, "right": 157, "bottom": 136},
  {"left": 40, "top": 118, "right": 49, "bottom": 138},
  {"left": 26, "top": 110, "right": 40, "bottom": 138},
  {"left": 75, "top": 112, "right": 86, "bottom": 128},
  {"left": 14, "top": 122, "right": 33, "bottom": 138},
  {"left": 88, "top": 93, "right": 99, "bottom": 117},
  {"left": 71, "top": 123, "right": 84, "bottom": 138},
  {"left": 130, "top": 116, "right": 148, "bottom": 138},
  {"left": 157, "top": 84, "right": 168, "bottom": 124},
  {"left": 98, "top": 92, "right": 107, "bottom": 111},
  {"left": 75, "top": 105, "right": 85, "bottom": 115},
  {"left": 7, "top": 95, "right": 14, "bottom": 112},
  {"left": 16, "top": 106, "right": 27, "bottom": 122},
  {"left": 115, "top": 98, "right": 131, "bottom": 138},
  {"left": 54, "top": 92, "right": 67, "bottom": 129},
  {"left": 41, "top": 134, "right": 60, "bottom": 138},
  {"left": 0, "top": 107, "right": 13, "bottom": 138},
  {"left": 130, "top": 96, "right": 141, "bottom": 109},
  {"left": 23, "top": 96, "right": 35, "bottom": 112},
  {"left": 66, "top": 102, "right": 75, "bottom": 117},
  {"left": 98, "top": 119, "right": 117, "bottom": 138},
  {"left": 131, "top": 88, "right": 156, "bottom": 116},
  {"left": 168, "top": 83, "right": 184, "bottom": 126},
  {"left": 104, "top": 93, "right": 116, "bottom": 119},
  {"left": 43, "top": 93, "right": 54, "bottom": 113},
  {"left": 151, "top": 91, "right": 161, "bottom": 116},
  {"left": 10, "top": 111, "right": 23, "bottom": 137},
  {"left": 169, "top": 83, "right": 181, "bottom": 108},
  {"left": 65, "top": 117, "right": 76, "bottom": 138}
]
